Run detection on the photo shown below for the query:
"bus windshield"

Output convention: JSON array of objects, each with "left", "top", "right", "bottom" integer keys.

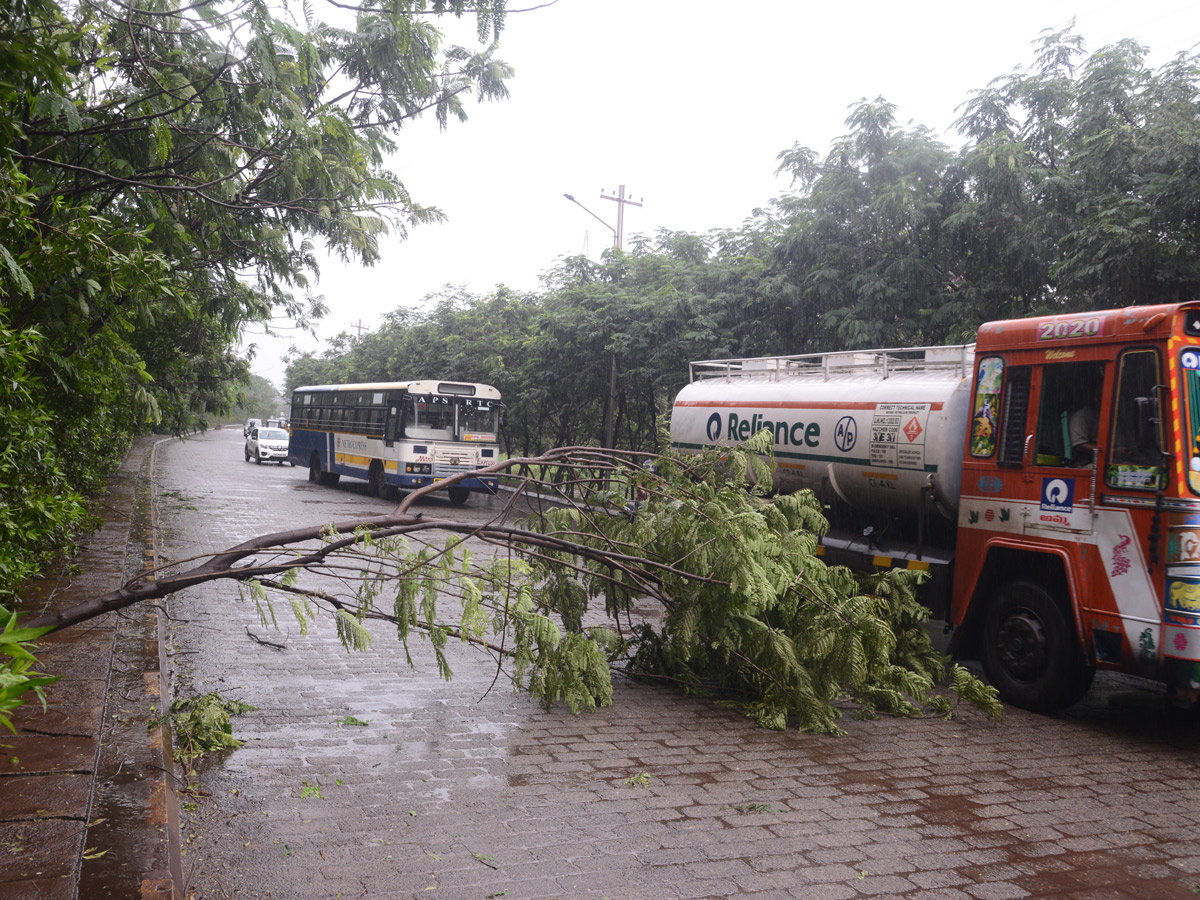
[
  {"left": 405, "top": 394, "right": 500, "bottom": 441},
  {"left": 407, "top": 395, "right": 455, "bottom": 440},
  {"left": 460, "top": 400, "right": 499, "bottom": 438}
]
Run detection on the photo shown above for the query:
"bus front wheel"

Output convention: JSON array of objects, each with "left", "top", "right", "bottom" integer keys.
[
  {"left": 447, "top": 486, "right": 470, "bottom": 506},
  {"left": 981, "top": 579, "right": 1092, "bottom": 713},
  {"left": 368, "top": 462, "right": 386, "bottom": 498}
]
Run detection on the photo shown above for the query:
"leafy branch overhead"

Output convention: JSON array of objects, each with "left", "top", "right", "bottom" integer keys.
[
  {"left": 0, "top": 0, "right": 515, "bottom": 601},
  {"left": 28, "top": 438, "right": 1002, "bottom": 733}
]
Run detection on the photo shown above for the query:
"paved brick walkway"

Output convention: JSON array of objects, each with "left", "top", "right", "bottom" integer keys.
[
  {"left": 157, "top": 430, "right": 1200, "bottom": 900},
  {"left": 0, "top": 435, "right": 179, "bottom": 900}
]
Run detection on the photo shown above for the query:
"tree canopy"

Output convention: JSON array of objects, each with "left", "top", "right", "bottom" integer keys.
[{"left": 0, "top": 0, "right": 513, "bottom": 598}]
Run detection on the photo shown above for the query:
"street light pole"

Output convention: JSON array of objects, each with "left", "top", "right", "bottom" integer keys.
[
  {"left": 562, "top": 186, "right": 645, "bottom": 449},
  {"left": 563, "top": 193, "right": 618, "bottom": 248}
]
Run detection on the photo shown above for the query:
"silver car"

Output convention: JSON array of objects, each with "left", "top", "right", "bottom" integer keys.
[{"left": 245, "top": 427, "right": 292, "bottom": 465}]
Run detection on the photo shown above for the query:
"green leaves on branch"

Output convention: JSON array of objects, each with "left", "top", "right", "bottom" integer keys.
[
  {"left": 152, "top": 692, "right": 256, "bottom": 766},
  {"left": 0, "top": 0, "right": 518, "bottom": 616},
  {"left": 237, "top": 437, "right": 1000, "bottom": 734},
  {"left": 0, "top": 607, "right": 57, "bottom": 734},
  {"left": 522, "top": 436, "right": 1002, "bottom": 733}
]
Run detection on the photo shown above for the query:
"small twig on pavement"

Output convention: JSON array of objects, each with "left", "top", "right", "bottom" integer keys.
[{"left": 244, "top": 626, "right": 288, "bottom": 650}]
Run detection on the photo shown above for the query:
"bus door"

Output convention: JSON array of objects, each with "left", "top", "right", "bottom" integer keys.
[{"left": 384, "top": 392, "right": 402, "bottom": 448}]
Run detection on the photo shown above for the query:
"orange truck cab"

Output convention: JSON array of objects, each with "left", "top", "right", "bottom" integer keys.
[{"left": 671, "top": 303, "right": 1200, "bottom": 713}]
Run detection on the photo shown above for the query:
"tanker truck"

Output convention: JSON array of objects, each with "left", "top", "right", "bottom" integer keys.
[{"left": 670, "top": 303, "right": 1200, "bottom": 713}]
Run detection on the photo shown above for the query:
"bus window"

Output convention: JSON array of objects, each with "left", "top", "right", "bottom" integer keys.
[
  {"left": 385, "top": 405, "right": 400, "bottom": 446},
  {"left": 1106, "top": 349, "right": 1164, "bottom": 491}
]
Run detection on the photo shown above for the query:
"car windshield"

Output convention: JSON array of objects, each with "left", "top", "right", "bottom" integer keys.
[{"left": 259, "top": 428, "right": 288, "bottom": 441}]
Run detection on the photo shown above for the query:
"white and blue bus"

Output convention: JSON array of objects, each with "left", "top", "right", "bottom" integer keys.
[{"left": 287, "top": 380, "right": 503, "bottom": 504}]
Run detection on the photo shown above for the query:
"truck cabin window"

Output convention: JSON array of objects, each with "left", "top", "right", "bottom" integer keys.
[
  {"left": 1106, "top": 349, "right": 1164, "bottom": 491},
  {"left": 1034, "top": 361, "right": 1106, "bottom": 467},
  {"left": 1183, "top": 348, "right": 1200, "bottom": 495}
]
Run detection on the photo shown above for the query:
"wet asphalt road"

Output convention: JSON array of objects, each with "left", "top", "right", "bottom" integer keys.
[{"left": 156, "top": 429, "right": 1200, "bottom": 900}]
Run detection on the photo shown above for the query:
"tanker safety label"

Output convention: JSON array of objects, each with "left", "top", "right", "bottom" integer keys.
[{"left": 869, "top": 403, "right": 930, "bottom": 470}]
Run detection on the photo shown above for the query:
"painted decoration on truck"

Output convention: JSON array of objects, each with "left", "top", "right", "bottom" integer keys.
[
  {"left": 1167, "top": 577, "right": 1200, "bottom": 614},
  {"left": 970, "top": 356, "right": 1004, "bottom": 458},
  {"left": 1168, "top": 525, "right": 1200, "bottom": 564}
]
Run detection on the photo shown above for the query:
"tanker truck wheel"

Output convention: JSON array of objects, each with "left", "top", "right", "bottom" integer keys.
[{"left": 981, "top": 580, "right": 1092, "bottom": 713}]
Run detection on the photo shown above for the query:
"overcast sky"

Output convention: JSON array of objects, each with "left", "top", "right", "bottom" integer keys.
[{"left": 243, "top": 0, "right": 1200, "bottom": 388}]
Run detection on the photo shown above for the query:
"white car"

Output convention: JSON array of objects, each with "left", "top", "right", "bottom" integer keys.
[{"left": 245, "top": 427, "right": 292, "bottom": 465}]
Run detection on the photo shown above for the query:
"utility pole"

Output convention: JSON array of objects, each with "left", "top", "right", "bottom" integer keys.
[
  {"left": 600, "top": 185, "right": 643, "bottom": 250},
  {"left": 563, "top": 185, "right": 646, "bottom": 449}
]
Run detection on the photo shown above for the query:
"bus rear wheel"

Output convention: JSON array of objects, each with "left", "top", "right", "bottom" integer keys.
[
  {"left": 981, "top": 579, "right": 1092, "bottom": 713},
  {"left": 308, "top": 454, "right": 339, "bottom": 487},
  {"left": 447, "top": 486, "right": 470, "bottom": 506}
]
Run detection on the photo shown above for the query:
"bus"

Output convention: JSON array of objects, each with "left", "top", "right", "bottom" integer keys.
[{"left": 287, "top": 380, "right": 503, "bottom": 504}]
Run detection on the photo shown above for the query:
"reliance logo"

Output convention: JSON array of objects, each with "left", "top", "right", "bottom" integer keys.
[
  {"left": 706, "top": 412, "right": 722, "bottom": 442},
  {"left": 701, "top": 410, "right": 822, "bottom": 448},
  {"left": 1041, "top": 477, "right": 1074, "bottom": 513}
]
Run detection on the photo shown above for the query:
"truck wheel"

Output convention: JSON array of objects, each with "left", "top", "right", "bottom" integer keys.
[
  {"left": 447, "top": 486, "right": 470, "bottom": 506},
  {"left": 981, "top": 580, "right": 1091, "bottom": 713},
  {"left": 367, "top": 461, "right": 385, "bottom": 498},
  {"left": 309, "top": 454, "right": 322, "bottom": 484}
]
